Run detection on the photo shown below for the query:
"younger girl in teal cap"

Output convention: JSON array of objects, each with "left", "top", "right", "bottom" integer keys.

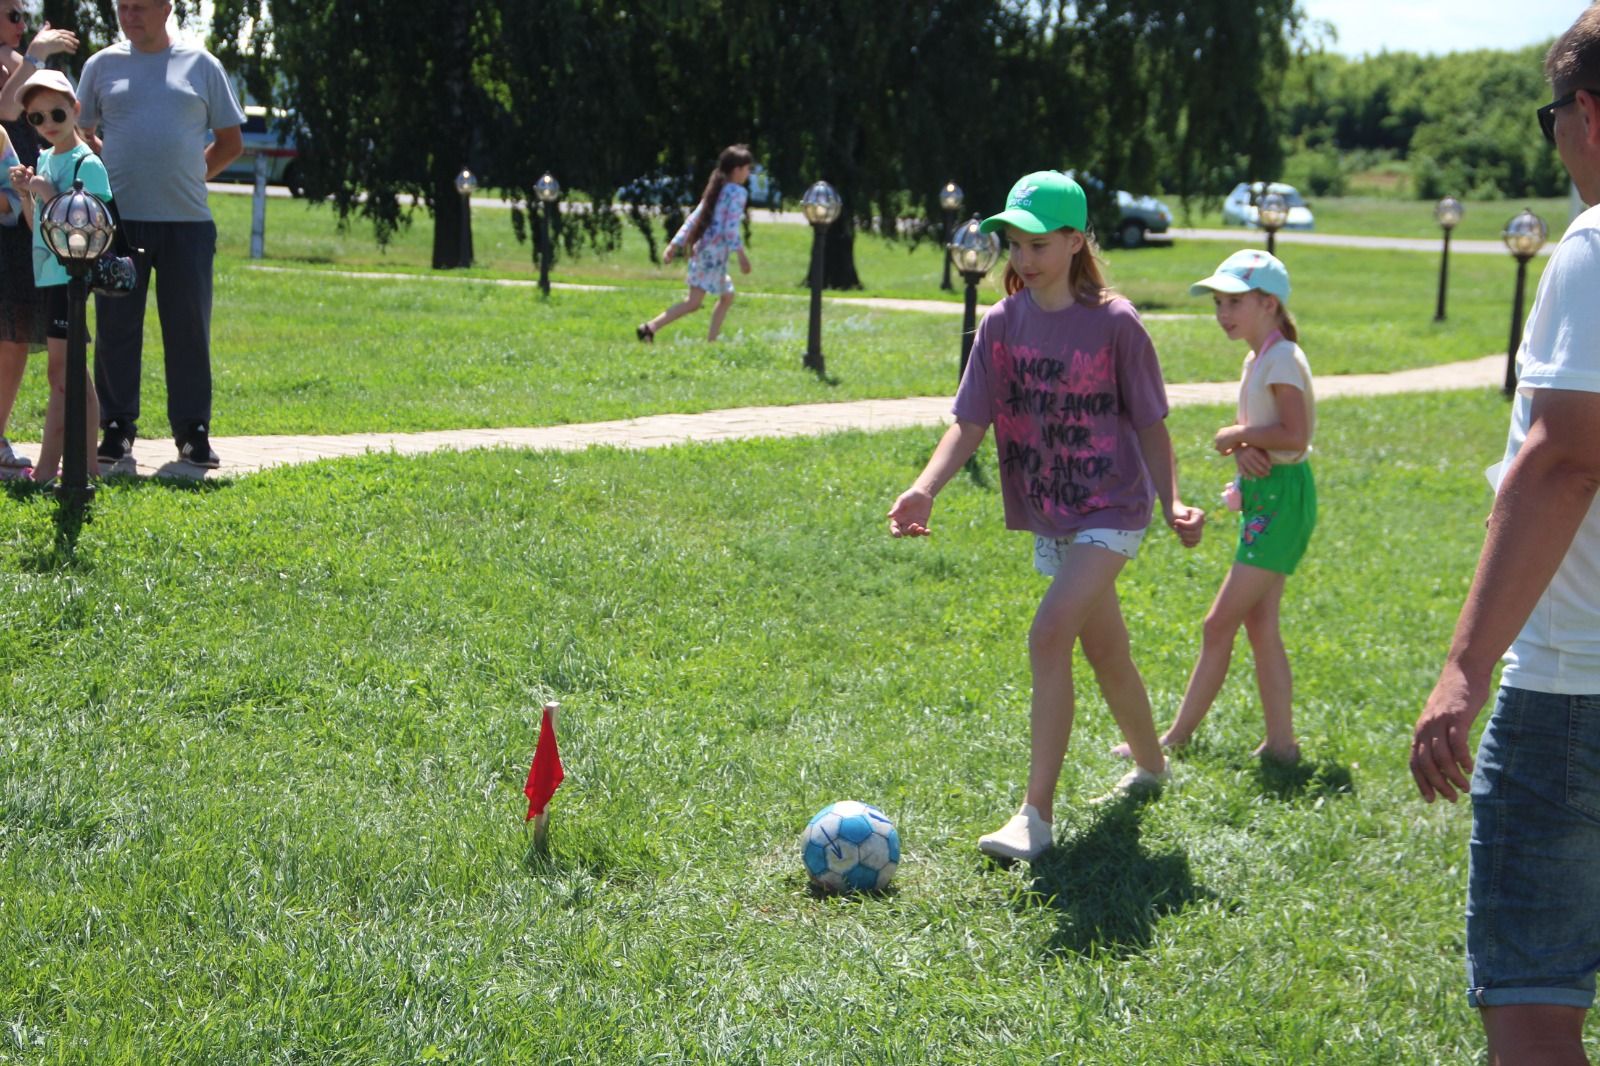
[
  {"left": 888, "top": 170, "right": 1206, "bottom": 862},
  {"left": 1117, "top": 249, "right": 1316, "bottom": 762}
]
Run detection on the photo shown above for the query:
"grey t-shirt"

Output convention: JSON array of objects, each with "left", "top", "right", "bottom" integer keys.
[{"left": 77, "top": 40, "right": 246, "bottom": 222}]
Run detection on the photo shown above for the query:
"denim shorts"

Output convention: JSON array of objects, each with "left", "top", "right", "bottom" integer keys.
[{"left": 1466, "top": 685, "right": 1600, "bottom": 1008}]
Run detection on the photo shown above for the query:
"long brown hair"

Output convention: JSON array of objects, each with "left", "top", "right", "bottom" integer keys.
[
  {"left": 684, "top": 143, "right": 755, "bottom": 255},
  {"left": 1001, "top": 227, "right": 1115, "bottom": 306}
]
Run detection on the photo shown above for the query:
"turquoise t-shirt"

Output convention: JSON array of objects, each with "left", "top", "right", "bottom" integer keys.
[{"left": 30, "top": 143, "right": 112, "bottom": 288}]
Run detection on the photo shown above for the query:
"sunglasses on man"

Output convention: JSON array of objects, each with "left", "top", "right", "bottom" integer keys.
[
  {"left": 1539, "top": 89, "right": 1598, "bottom": 145},
  {"left": 26, "top": 108, "right": 69, "bottom": 126}
]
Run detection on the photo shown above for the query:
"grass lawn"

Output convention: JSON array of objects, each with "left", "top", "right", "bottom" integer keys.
[
  {"left": 0, "top": 388, "right": 1566, "bottom": 1063},
  {"left": 1272, "top": 194, "right": 1576, "bottom": 243},
  {"left": 0, "top": 192, "right": 1536, "bottom": 441}
]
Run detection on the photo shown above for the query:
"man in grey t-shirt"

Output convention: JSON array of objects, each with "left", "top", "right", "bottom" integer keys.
[{"left": 77, "top": 0, "right": 243, "bottom": 469}]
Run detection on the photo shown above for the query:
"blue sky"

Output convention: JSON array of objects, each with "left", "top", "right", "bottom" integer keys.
[{"left": 1299, "top": 0, "right": 1583, "bottom": 57}]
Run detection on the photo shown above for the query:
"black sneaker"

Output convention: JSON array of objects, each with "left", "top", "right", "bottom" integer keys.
[
  {"left": 97, "top": 420, "right": 136, "bottom": 467},
  {"left": 179, "top": 423, "right": 220, "bottom": 468}
]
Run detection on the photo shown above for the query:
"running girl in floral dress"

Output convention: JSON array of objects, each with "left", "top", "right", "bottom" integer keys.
[{"left": 637, "top": 144, "right": 754, "bottom": 343}]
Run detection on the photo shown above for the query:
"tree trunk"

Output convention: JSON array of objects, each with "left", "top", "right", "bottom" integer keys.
[
  {"left": 820, "top": 216, "right": 863, "bottom": 290},
  {"left": 432, "top": 171, "right": 475, "bottom": 270}
]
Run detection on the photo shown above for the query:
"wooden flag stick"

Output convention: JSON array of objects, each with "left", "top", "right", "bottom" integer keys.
[{"left": 531, "top": 701, "right": 558, "bottom": 853}]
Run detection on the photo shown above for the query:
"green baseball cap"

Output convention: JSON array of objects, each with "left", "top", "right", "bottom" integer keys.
[{"left": 979, "top": 171, "right": 1088, "bottom": 235}]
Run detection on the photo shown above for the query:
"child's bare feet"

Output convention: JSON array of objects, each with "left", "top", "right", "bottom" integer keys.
[{"left": 1253, "top": 740, "right": 1301, "bottom": 763}]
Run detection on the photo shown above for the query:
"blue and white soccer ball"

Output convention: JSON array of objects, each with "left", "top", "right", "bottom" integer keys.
[{"left": 801, "top": 801, "right": 901, "bottom": 894}]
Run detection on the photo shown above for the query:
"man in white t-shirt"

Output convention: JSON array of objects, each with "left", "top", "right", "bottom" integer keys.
[{"left": 1410, "top": 6, "right": 1600, "bottom": 1062}]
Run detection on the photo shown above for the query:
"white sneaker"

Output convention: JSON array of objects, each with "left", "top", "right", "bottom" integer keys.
[
  {"left": 0, "top": 437, "right": 30, "bottom": 469},
  {"left": 1091, "top": 765, "right": 1171, "bottom": 805},
  {"left": 977, "top": 803, "right": 1053, "bottom": 861}
]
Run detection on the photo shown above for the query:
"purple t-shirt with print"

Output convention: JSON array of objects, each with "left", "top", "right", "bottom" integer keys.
[{"left": 952, "top": 291, "right": 1170, "bottom": 537}]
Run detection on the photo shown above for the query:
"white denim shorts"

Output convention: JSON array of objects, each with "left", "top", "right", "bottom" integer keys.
[{"left": 1033, "top": 527, "right": 1146, "bottom": 575}]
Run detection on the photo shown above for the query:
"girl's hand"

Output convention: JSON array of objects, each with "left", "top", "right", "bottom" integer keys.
[
  {"left": 888, "top": 488, "right": 934, "bottom": 537},
  {"left": 737, "top": 250, "right": 751, "bottom": 275},
  {"left": 1212, "top": 424, "right": 1247, "bottom": 454},
  {"left": 1166, "top": 503, "right": 1206, "bottom": 548},
  {"left": 9, "top": 164, "right": 33, "bottom": 192},
  {"left": 663, "top": 243, "right": 678, "bottom": 265},
  {"left": 26, "top": 23, "right": 79, "bottom": 60},
  {"left": 1233, "top": 444, "right": 1272, "bottom": 479}
]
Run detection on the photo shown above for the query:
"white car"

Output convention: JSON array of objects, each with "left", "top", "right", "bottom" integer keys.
[{"left": 1222, "top": 181, "right": 1314, "bottom": 230}]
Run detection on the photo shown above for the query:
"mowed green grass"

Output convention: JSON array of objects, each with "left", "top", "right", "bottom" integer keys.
[
  {"left": 0, "top": 389, "right": 1566, "bottom": 1063},
  {"left": 0, "top": 190, "right": 1539, "bottom": 440}
]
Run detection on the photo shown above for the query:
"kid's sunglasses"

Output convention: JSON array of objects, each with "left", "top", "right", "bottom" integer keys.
[{"left": 26, "top": 108, "right": 69, "bottom": 126}]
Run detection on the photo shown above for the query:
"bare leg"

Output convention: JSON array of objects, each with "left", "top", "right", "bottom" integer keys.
[
  {"left": 1483, "top": 1004, "right": 1589, "bottom": 1066},
  {"left": 31, "top": 342, "right": 66, "bottom": 481},
  {"left": 1120, "top": 563, "right": 1284, "bottom": 753},
  {"left": 707, "top": 292, "right": 736, "bottom": 341},
  {"left": 1243, "top": 575, "right": 1296, "bottom": 758},
  {"left": 1023, "top": 544, "right": 1129, "bottom": 821},
  {"left": 0, "top": 339, "right": 27, "bottom": 442},
  {"left": 646, "top": 288, "right": 707, "bottom": 336},
  {"left": 1079, "top": 585, "right": 1165, "bottom": 775}
]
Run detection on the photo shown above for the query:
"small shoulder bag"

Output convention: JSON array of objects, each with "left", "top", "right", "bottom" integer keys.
[{"left": 69, "top": 153, "right": 140, "bottom": 297}]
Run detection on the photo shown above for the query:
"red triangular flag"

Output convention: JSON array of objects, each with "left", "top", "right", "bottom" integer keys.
[{"left": 525, "top": 703, "right": 564, "bottom": 821}]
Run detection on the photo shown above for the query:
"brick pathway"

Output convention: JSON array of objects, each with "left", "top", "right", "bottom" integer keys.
[{"left": 10, "top": 353, "right": 1503, "bottom": 481}]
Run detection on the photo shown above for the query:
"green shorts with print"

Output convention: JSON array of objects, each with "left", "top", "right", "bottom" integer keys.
[{"left": 1235, "top": 461, "right": 1316, "bottom": 575}]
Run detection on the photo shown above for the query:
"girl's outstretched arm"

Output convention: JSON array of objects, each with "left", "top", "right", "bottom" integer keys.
[
  {"left": 1135, "top": 419, "right": 1205, "bottom": 547},
  {"left": 888, "top": 419, "right": 987, "bottom": 537}
]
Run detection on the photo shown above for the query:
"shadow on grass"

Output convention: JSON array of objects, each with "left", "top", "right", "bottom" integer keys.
[
  {"left": 1019, "top": 797, "right": 1215, "bottom": 959},
  {"left": 1254, "top": 754, "right": 1356, "bottom": 802}
]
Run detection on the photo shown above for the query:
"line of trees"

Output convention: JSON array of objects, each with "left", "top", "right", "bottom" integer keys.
[
  {"left": 43, "top": 1, "right": 1305, "bottom": 283},
  {"left": 1281, "top": 43, "right": 1564, "bottom": 200}
]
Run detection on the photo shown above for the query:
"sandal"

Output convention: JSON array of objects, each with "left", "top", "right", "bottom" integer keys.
[{"left": 635, "top": 322, "right": 655, "bottom": 343}]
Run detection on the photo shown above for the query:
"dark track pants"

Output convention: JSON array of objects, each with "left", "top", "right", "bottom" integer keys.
[{"left": 93, "top": 219, "right": 217, "bottom": 439}]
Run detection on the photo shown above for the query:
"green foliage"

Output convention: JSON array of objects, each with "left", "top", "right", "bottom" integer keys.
[
  {"left": 1281, "top": 43, "right": 1567, "bottom": 200},
  {"left": 202, "top": 1, "right": 1302, "bottom": 284}
]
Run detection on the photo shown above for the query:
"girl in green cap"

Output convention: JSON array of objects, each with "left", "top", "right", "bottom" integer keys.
[{"left": 888, "top": 170, "right": 1205, "bottom": 863}]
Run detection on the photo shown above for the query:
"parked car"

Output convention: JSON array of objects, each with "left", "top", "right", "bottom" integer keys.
[
  {"left": 1221, "top": 181, "right": 1315, "bottom": 230},
  {"left": 212, "top": 106, "right": 302, "bottom": 195},
  {"left": 1062, "top": 170, "right": 1172, "bottom": 248},
  {"left": 619, "top": 163, "right": 781, "bottom": 210},
  {"left": 1112, "top": 189, "right": 1172, "bottom": 248}
]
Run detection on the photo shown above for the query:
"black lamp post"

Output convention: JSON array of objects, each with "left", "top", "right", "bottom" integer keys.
[
  {"left": 947, "top": 214, "right": 1000, "bottom": 381},
  {"left": 41, "top": 180, "right": 115, "bottom": 517},
  {"left": 938, "top": 181, "right": 964, "bottom": 291},
  {"left": 1258, "top": 190, "right": 1289, "bottom": 257},
  {"left": 800, "top": 180, "right": 842, "bottom": 375},
  {"left": 1501, "top": 208, "right": 1548, "bottom": 396},
  {"left": 535, "top": 172, "right": 562, "bottom": 297},
  {"left": 454, "top": 168, "right": 476, "bottom": 269},
  {"left": 1433, "top": 196, "right": 1463, "bottom": 322}
]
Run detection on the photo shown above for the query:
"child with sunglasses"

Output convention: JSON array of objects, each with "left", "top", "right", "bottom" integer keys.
[
  {"left": 0, "top": 4, "right": 77, "bottom": 474},
  {"left": 7, "top": 68, "right": 108, "bottom": 484}
]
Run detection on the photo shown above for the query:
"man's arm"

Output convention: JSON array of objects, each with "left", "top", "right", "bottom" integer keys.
[
  {"left": 1411, "top": 387, "right": 1600, "bottom": 802},
  {"left": 204, "top": 125, "right": 243, "bottom": 179}
]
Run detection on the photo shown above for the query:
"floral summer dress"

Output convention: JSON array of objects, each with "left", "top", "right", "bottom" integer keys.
[{"left": 671, "top": 182, "right": 748, "bottom": 295}]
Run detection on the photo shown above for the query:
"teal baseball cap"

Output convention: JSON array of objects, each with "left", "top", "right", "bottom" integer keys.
[
  {"left": 979, "top": 171, "right": 1088, "bottom": 234},
  {"left": 1189, "top": 249, "right": 1291, "bottom": 304}
]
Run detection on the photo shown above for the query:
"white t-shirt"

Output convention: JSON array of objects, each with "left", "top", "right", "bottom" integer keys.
[
  {"left": 1238, "top": 336, "right": 1316, "bottom": 464},
  {"left": 1499, "top": 202, "right": 1600, "bottom": 694}
]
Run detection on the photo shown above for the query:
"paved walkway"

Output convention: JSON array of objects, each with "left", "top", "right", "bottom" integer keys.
[{"left": 7, "top": 354, "right": 1505, "bottom": 481}]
